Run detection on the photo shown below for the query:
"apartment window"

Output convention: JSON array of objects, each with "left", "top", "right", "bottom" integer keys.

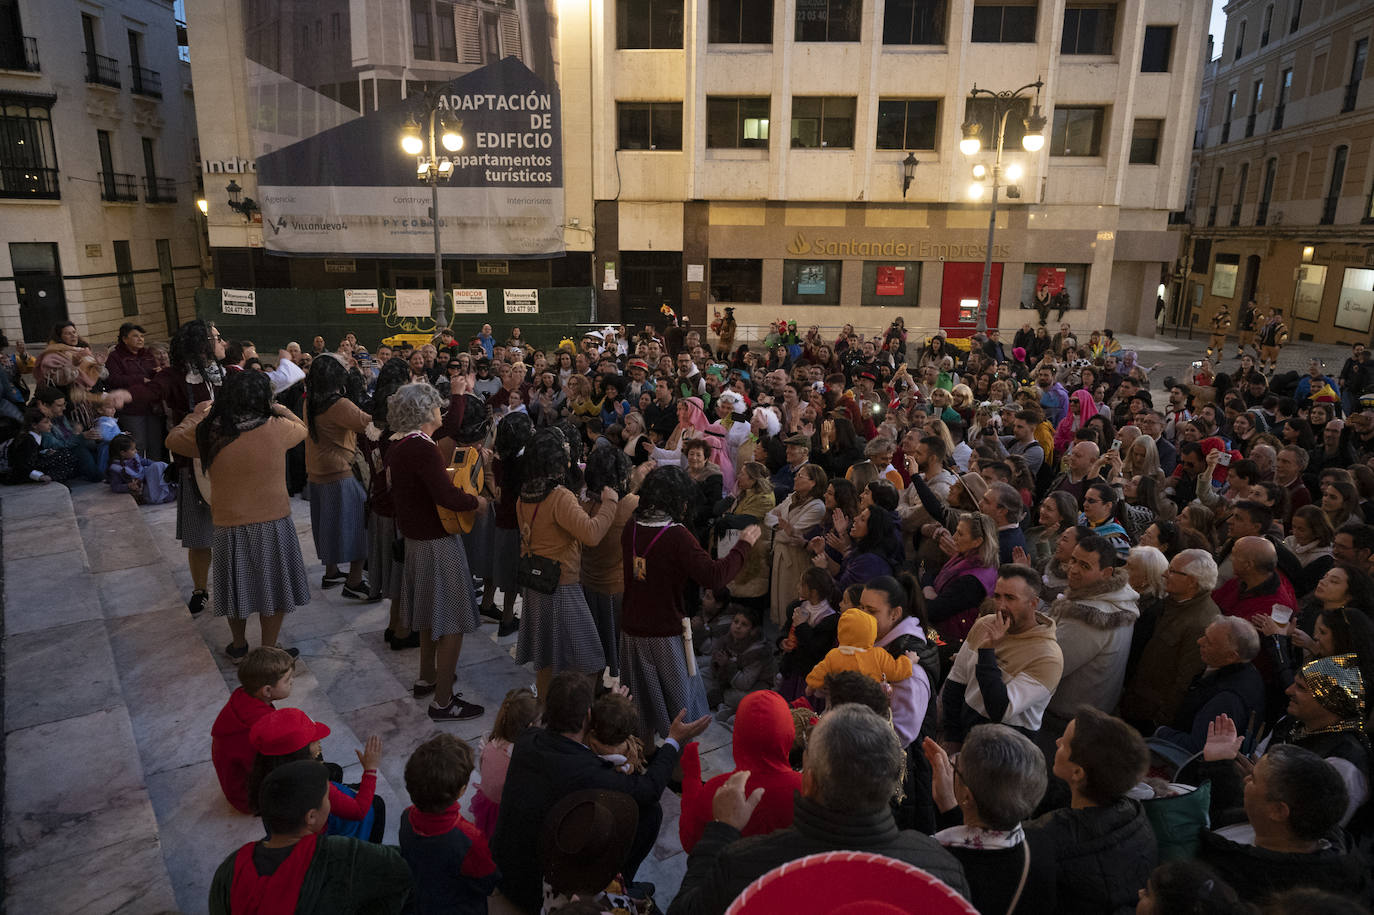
[
  {"left": 1230, "top": 161, "right": 1248, "bottom": 226},
  {"left": 795, "top": 0, "right": 861, "bottom": 42},
  {"left": 113, "top": 240, "right": 138, "bottom": 317},
  {"left": 1061, "top": 5, "right": 1114, "bottom": 55},
  {"left": 709, "top": 258, "right": 762, "bottom": 302},
  {"left": 617, "top": 102, "right": 682, "bottom": 149},
  {"left": 1273, "top": 68, "right": 1291, "bottom": 129},
  {"left": 883, "top": 0, "right": 945, "bottom": 45},
  {"left": 1128, "top": 118, "right": 1162, "bottom": 164},
  {"left": 436, "top": 4, "right": 457, "bottom": 62},
  {"left": 411, "top": 0, "right": 433, "bottom": 58},
  {"left": 1140, "top": 25, "right": 1173, "bottom": 71},
  {"left": 1289, "top": 0, "right": 1302, "bottom": 34},
  {"left": 1322, "top": 145, "right": 1348, "bottom": 224},
  {"left": 617, "top": 0, "right": 684, "bottom": 49},
  {"left": 709, "top": 0, "right": 772, "bottom": 43},
  {"left": 1208, "top": 166, "right": 1223, "bottom": 226},
  {"left": 1364, "top": 169, "right": 1374, "bottom": 224},
  {"left": 1257, "top": 157, "right": 1277, "bottom": 225},
  {"left": 783, "top": 259, "right": 841, "bottom": 305},
  {"left": 875, "top": 99, "right": 938, "bottom": 149},
  {"left": 790, "top": 97, "right": 856, "bottom": 148},
  {"left": 331, "top": 12, "right": 342, "bottom": 40},
  {"left": 971, "top": 3, "right": 1036, "bottom": 43},
  {"left": 1050, "top": 106, "right": 1104, "bottom": 156},
  {"left": 156, "top": 238, "right": 177, "bottom": 331},
  {"left": 1246, "top": 80, "right": 1262, "bottom": 137},
  {"left": 1260, "top": 4, "right": 1272, "bottom": 46},
  {"left": 706, "top": 97, "right": 771, "bottom": 148},
  {"left": 1234, "top": 20, "right": 1245, "bottom": 60},
  {"left": 1344, "top": 38, "right": 1367, "bottom": 113},
  {"left": 861, "top": 261, "right": 921, "bottom": 306},
  {"left": 1221, "top": 89, "right": 1236, "bottom": 143},
  {"left": 965, "top": 96, "right": 1028, "bottom": 150},
  {"left": 0, "top": 92, "right": 59, "bottom": 198}
]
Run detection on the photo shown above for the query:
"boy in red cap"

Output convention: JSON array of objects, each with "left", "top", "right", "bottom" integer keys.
[
  {"left": 209, "top": 759, "right": 413, "bottom": 914},
  {"left": 212, "top": 647, "right": 296, "bottom": 814},
  {"left": 248, "top": 708, "right": 386, "bottom": 842}
]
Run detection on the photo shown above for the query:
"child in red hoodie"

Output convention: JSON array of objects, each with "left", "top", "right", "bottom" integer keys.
[
  {"left": 677, "top": 689, "right": 803, "bottom": 853},
  {"left": 211, "top": 646, "right": 296, "bottom": 813}
]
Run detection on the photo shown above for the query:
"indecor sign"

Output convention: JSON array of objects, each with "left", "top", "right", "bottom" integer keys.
[{"left": 784, "top": 232, "right": 1010, "bottom": 260}]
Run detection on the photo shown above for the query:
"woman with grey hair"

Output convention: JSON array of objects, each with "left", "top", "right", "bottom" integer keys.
[
  {"left": 924, "top": 724, "right": 1057, "bottom": 914},
  {"left": 385, "top": 382, "right": 489, "bottom": 722}
]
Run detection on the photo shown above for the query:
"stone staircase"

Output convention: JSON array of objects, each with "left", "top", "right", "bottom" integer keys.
[{"left": 3, "top": 483, "right": 738, "bottom": 913}]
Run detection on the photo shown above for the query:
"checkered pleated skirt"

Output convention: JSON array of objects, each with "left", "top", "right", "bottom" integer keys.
[
  {"left": 309, "top": 477, "right": 368, "bottom": 567},
  {"left": 210, "top": 516, "right": 311, "bottom": 619},
  {"left": 489, "top": 527, "right": 520, "bottom": 592},
  {"left": 619, "top": 633, "right": 710, "bottom": 739},
  {"left": 175, "top": 465, "right": 214, "bottom": 550},
  {"left": 397, "top": 535, "right": 479, "bottom": 638},
  {"left": 365, "top": 511, "right": 400, "bottom": 601},
  {"left": 515, "top": 582, "right": 605, "bottom": 674}
]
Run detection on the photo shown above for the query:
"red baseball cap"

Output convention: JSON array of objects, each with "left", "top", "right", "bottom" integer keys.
[
  {"left": 726, "top": 851, "right": 979, "bottom": 915},
  {"left": 249, "top": 708, "right": 331, "bottom": 756}
]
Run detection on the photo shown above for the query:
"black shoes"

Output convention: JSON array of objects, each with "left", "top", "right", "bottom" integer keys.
[
  {"left": 224, "top": 641, "right": 249, "bottom": 663},
  {"left": 188, "top": 590, "right": 208, "bottom": 615},
  {"left": 497, "top": 618, "right": 520, "bottom": 638},
  {"left": 321, "top": 572, "right": 346, "bottom": 588},
  {"left": 388, "top": 631, "right": 420, "bottom": 650},
  {"left": 340, "top": 581, "right": 379, "bottom": 601},
  {"left": 428, "top": 694, "right": 485, "bottom": 721}
]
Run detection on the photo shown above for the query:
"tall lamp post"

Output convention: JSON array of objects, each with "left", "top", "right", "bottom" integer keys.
[
  {"left": 960, "top": 79, "right": 1046, "bottom": 335},
  {"left": 400, "top": 92, "right": 464, "bottom": 330}
]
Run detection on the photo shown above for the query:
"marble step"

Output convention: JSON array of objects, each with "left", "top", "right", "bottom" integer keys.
[{"left": 2, "top": 484, "right": 180, "bottom": 912}]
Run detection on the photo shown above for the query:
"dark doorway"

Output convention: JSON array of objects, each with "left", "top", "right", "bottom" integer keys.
[
  {"left": 9, "top": 242, "right": 67, "bottom": 342},
  {"left": 620, "top": 251, "right": 682, "bottom": 332},
  {"left": 1241, "top": 254, "right": 1261, "bottom": 306}
]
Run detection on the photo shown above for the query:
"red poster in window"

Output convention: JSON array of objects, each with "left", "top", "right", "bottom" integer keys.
[
  {"left": 1036, "top": 267, "right": 1067, "bottom": 297},
  {"left": 876, "top": 265, "right": 905, "bottom": 296}
]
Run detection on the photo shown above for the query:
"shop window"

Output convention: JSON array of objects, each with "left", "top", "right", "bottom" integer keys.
[
  {"left": 875, "top": 99, "right": 939, "bottom": 149},
  {"left": 1050, "top": 106, "right": 1104, "bottom": 157},
  {"left": 617, "top": 0, "right": 683, "bottom": 49},
  {"left": 790, "top": 96, "right": 856, "bottom": 148},
  {"left": 1061, "top": 4, "right": 1114, "bottom": 55},
  {"left": 861, "top": 261, "right": 921, "bottom": 307},
  {"left": 1212, "top": 253, "right": 1240, "bottom": 299},
  {"left": 1336, "top": 268, "right": 1374, "bottom": 333},
  {"left": 709, "top": 259, "right": 762, "bottom": 302},
  {"left": 1020, "top": 264, "right": 1087, "bottom": 312},
  {"left": 617, "top": 102, "right": 682, "bottom": 150},
  {"left": 783, "top": 259, "right": 842, "bottom": 305},
  {"left": 709, "top": 0, "right": 772, "bottom": 43},
  {"left": 883, "top": 0, "right": 944, "bottom": 45},
  {"left": 795, "top": 0, "right": 861, "bottom": 42},
  {"left": 706, "top": 97, "right": 771, "bottom": 148},
  {"left": 971, "top": 3, "right": 1036, "bottom": 43},
  {"left": 1128, "top": 118, "right": 1162, "bottom": 164}
]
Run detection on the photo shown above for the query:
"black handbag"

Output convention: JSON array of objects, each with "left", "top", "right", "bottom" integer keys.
[{"left": 517, "top": 499, "right": 561, "bottom": 594}]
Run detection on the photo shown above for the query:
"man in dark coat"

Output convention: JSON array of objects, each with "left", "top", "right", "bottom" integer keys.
[
  {"left": 668, "top": 705, "right": 971, "bottom": 915},
  {"left": 491, "top": 672, "right": 710, "bottom": 913}
]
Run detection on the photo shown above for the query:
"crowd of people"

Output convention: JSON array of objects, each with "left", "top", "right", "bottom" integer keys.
[{"left": 10, "top": 312, "right": 1374, "bottom": 914}]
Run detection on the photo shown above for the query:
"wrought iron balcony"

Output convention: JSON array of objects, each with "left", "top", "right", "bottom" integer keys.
[
  {"left": 0, "top": 165, "right": 59, "bottom": 199},
  {"left": 85, "top": 52, "right": 120, "bottom": 88},
  {"left": 100, "top": 171, "right": 140, "bottom": 202},
  {"left": 131, "top": 65, "right": 161, "bottom": 98},
  {"left": 0, "top": 36, "right": 40, "bottom": 72},
  {"left": 144, "top": 176, "right": 177, "bottom": 203}
]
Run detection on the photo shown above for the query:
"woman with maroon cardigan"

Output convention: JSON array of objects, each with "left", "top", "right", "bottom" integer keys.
[
  {"left": 619, "top": 465, "right": 760, "bottom": 739},
  {"left": 386, "top": 383, "right": 489, "bottom": 722},
  {"left": 105, "top": 322, "right": 163, "bottom": 459}
]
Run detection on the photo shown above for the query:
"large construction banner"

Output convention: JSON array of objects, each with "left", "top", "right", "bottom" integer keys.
[{"left": 241, "top": 0, "right": 563, "bottom": 258}]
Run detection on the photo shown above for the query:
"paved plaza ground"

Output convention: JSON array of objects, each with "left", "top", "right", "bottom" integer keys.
[{"left": 0, "top": 330, "right": 1359, "bottom": 913}]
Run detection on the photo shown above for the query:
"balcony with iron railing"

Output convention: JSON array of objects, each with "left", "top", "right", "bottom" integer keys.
[
  {"left": 85, "top": 52, "right": 120, "bottom": 88},
  {"left": 131, "top": 65, "right": 161, "bottom": 98},
  {"left": 99, "top": 172, "right": 139, "bottom": 202},
  {"left": 143, "top": 175, "right": 176, "bottom": 203},
  {"left": 0, "top": 166, "right": 59, "bottom": 199},
  {"left": 0, "top": 36, "right": 40, "bottom": 72}
]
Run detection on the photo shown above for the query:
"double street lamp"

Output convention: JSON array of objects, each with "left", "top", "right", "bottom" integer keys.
[
  {"left": 960, "top": 79, "right": 1047, "bottom": 335},
  {"left": 399, "top": 92, "right": 464, "bottom": 329}
]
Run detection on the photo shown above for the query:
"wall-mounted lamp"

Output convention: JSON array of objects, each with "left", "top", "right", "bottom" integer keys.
[
  {"left": 196, "top": 198, "right": 208, "bottom": 215},
  {"left": 226, "top": 180, "right": 259, "bottom": 221},
  {"left": 1302, "top": 245, "right": 1315, "bottom": 263},
  {"left": 901, "top": 152, "right": 918, "bottom": 198}
]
